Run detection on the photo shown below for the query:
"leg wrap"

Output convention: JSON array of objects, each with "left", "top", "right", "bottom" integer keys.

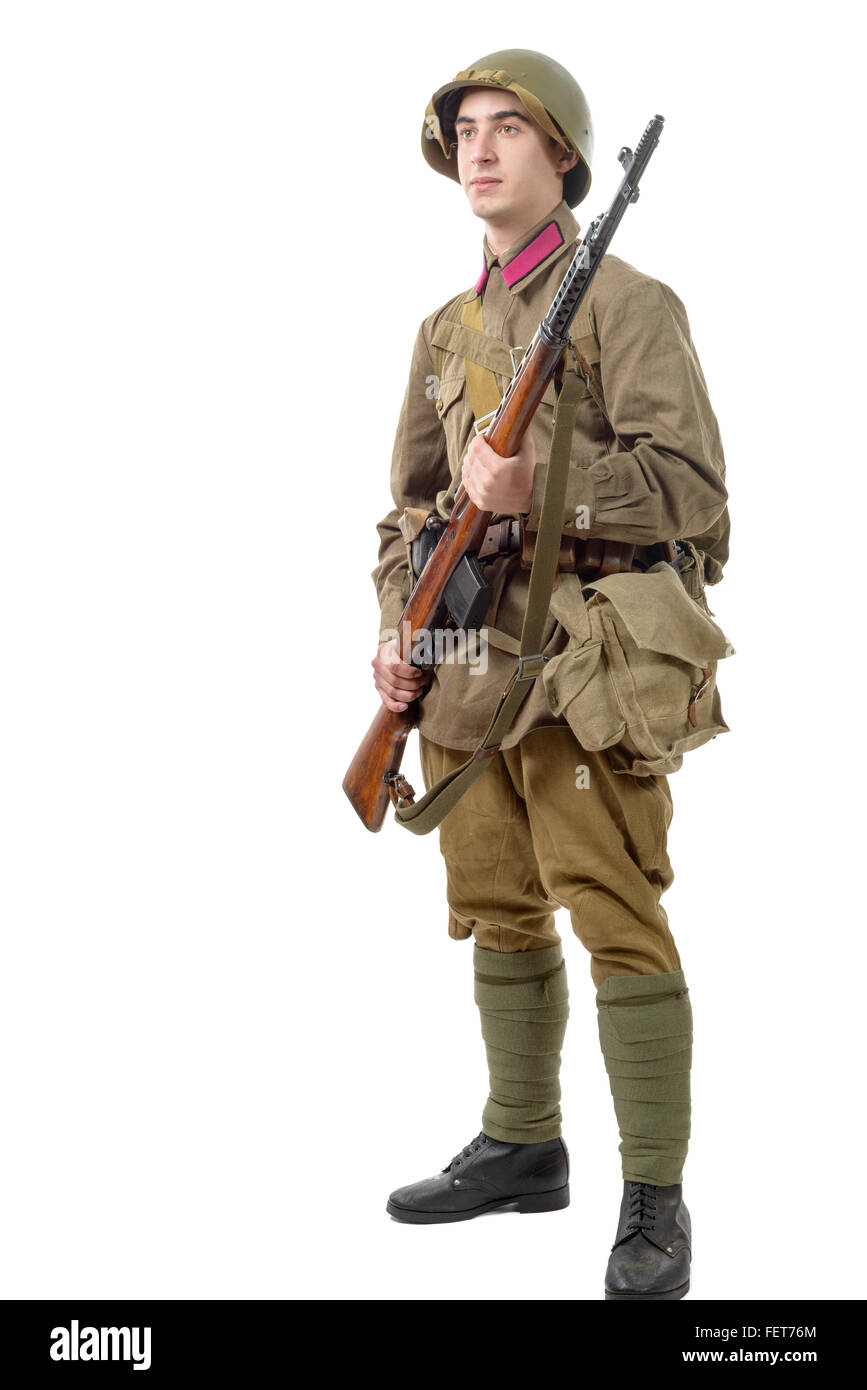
[
  {"left": 596, "top": 969, "right": 692, "bottom": 1186},
  {"left": 473, "top": 942, "right": 569, "bottom": 1144}
]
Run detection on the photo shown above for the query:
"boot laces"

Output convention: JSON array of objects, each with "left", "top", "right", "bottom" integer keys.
[
  {"left": 443, "top": 1132, "right": 488, "bottom": 1172},
  {"left": 626, "top": 1181, "right": 658, "bottom": 1233}
]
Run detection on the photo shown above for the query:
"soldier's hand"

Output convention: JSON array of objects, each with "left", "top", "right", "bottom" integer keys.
[
  {"left": 372, "top": 638, "right": 433, "bottom": 713},
  {"left": 461, "top": 431, "right": 536, "bottom": 514}
]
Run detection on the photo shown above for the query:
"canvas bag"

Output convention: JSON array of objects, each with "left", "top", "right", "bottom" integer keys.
[{"left": 546, "top": 559, "right": 732, "bottom": 777}]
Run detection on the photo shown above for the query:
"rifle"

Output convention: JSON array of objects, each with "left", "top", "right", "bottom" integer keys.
[{"left": 344, "top": 115, "right": 665, "bottom": 832}]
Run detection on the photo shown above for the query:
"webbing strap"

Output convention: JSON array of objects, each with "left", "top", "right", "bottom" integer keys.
[
  {"left": 394, "top": 369, "right": 587, "bottom": 835},
  {"left": 429, "top": 312, "right": 516, "bottom": 383}
]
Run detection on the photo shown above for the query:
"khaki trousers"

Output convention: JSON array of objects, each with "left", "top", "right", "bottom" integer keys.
[{"left": 419, "top": 724, "right": 681, "bottom": 988}]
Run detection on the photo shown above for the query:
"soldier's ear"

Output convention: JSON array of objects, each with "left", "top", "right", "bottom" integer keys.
[{"left": 556, "top": 148, "right": 580, "bottom": 174}]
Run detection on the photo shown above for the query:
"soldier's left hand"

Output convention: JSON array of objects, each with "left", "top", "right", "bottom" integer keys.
[{"left": 461, "top": 431, "right": 535, "bottom": 514}]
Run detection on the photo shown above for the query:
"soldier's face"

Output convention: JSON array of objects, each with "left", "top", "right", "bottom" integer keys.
[{"left": 453, "top": 87, "right": 569, "bottom": 226}]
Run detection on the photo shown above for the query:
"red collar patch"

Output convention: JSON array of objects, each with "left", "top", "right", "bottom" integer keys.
[{"left": 501, "top": 221, "right": 564, "bottom": 288}]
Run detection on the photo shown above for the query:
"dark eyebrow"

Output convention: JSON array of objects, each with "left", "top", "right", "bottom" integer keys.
[{"left": 454, "top": 109, "right": 530, "bottom": 126}]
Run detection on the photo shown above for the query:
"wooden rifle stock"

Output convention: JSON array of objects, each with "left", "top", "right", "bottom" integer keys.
[{"left": 341, "top": 700, "right": 417, "bottom": 834}]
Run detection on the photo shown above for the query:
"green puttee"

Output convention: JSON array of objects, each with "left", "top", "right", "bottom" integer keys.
[
  {"left": 596, "top": 968, "right": 692, "bottom": 1185},
  {"left": 473, "top": 942, "right": 569, "bottom": 1144}
]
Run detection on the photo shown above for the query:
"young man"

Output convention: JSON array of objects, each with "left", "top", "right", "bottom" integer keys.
[{"left": 369, "top": 49, "right": 729, "bottom": 1300}]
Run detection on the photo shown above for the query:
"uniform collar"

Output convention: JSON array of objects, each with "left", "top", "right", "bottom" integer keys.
[{"left": 474, "top": 200, "right": 580, "bottom": 296}]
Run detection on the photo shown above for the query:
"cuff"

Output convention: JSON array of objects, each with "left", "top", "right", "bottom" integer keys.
[{"left": 525, "top": 461, "right": 596, "bottom": 534}]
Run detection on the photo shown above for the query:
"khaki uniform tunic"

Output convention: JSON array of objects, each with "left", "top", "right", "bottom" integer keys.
[{"left": 372, "top": 199, "right": 729, "bottom": 754}]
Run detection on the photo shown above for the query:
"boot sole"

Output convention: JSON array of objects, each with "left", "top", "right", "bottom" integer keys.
[
  {"left": 605, "top": 1279, "right": 690, "bottom": 1301},
  {"left": 386, "top": 1182, "right": 570, "bottom": 1224}
]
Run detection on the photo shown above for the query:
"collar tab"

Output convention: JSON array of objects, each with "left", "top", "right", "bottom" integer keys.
[{"left": 501, "top": 221, "right": 564, "bottom": 289}]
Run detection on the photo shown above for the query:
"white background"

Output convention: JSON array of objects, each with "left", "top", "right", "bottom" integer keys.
[{"left": 1, "top": 0, "right": 862, "bottom": 1302}]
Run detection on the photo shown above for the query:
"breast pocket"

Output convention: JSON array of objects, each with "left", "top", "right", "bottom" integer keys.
[{"left": 435, "top": 373, "right": 466, "bottom": 419}]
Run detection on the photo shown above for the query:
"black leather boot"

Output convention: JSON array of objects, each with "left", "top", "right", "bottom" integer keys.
[
  {"left": 386, "top": 1131, "right": 570, "bottom": 1224},
  {"left": 604, "top": 1181, "right": 691, "bottom": 1300}
]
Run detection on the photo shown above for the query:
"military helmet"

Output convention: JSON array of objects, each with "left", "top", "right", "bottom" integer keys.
[{"left": 422, "top": 48, "right": 594, "bottom": 207}]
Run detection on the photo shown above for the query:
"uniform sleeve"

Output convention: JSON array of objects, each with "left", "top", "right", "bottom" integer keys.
[
  {"left": 371, "top": 321, "right": 451, "bottom": 641},
  {"left": 525, "top": 278, "right": 728, "bottom": 545}
]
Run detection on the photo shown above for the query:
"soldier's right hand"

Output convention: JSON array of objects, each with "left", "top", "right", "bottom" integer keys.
[{"left": 372, "top": 638, "right": 432, "bottom": 712}]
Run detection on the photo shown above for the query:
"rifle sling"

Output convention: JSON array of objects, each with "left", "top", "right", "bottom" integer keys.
[{"left": 393, "top": 366, "right": 586, "bottom": 835}]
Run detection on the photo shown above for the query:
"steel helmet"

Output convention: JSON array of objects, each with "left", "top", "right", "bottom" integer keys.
[{"left": 422, "top": 48, "right": 594, "bottom": 207}]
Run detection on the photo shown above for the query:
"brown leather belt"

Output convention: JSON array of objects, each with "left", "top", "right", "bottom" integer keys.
[{"left": 477, "top": 518, "right": 676, "bottom": 581}]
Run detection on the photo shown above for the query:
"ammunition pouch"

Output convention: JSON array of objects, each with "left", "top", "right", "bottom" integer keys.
[{"left": 402, "top": 506, "right": 675, "bottom": 588}]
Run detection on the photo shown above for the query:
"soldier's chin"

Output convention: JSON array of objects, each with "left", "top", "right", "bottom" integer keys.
[{"left": 467, "top": 185, "right": 506, "bottom": 217}]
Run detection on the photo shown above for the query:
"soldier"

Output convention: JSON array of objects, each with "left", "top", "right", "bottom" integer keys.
[{"left": 369, "top": 49, "right": 729, "bottom": 1300}]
